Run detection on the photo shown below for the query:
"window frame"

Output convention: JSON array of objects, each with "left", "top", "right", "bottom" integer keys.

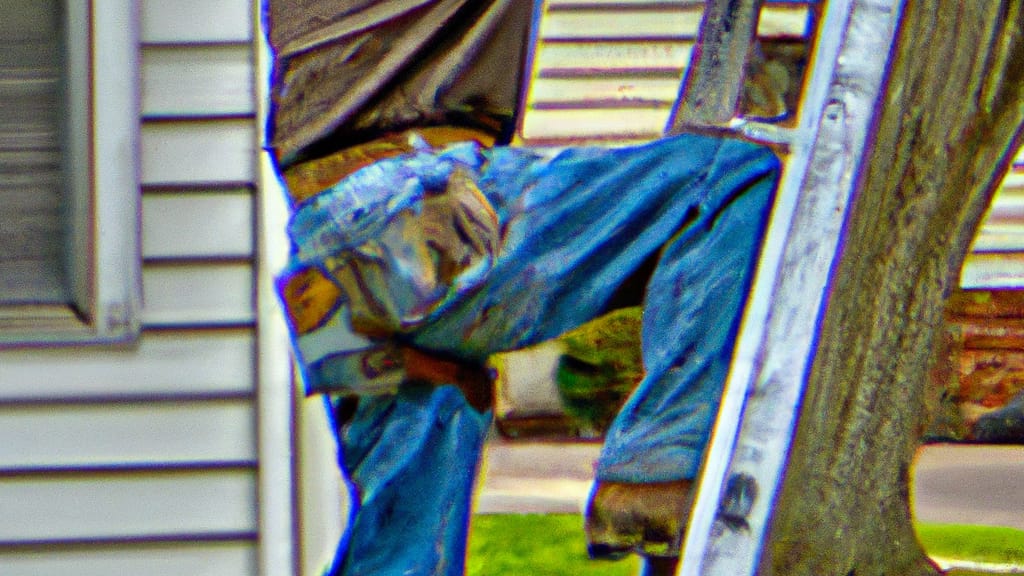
[{"left": 0, "top": 0, "right": 141, "bottom": 347}]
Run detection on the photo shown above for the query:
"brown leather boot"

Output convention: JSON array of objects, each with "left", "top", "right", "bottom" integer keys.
[{"left": 584, "top": 479, "right": 694, "bottom": 568}]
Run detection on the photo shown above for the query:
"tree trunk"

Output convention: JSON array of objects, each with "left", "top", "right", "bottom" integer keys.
[{"left": 763, "top": 1, "right": 1024, "bottom": 574}]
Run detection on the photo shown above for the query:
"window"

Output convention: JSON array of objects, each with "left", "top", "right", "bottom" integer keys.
[{"left": 0, "top": 0, "right": 140, "bottom": 345}]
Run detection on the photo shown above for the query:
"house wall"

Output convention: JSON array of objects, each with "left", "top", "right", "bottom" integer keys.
[
  {"left": 518, "top": 0, "right": 1024, "bottom": 285},
  {"left": 961, "top": 146, "right": 1024, "bottom": 288},
  {"left": 937, "top": 146, "right": 1024, "bottom": 438},
  {"left": 0, "top": 2, "right": 288, "bottom": 574}
]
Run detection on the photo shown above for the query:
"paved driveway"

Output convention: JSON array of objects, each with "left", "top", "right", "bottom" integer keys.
[
  {"left": 478, "top": 439, "right": 1024, "bottom": 532},
  {"left": 913, "top": 444, "right": 1024, "bottom": 530}
]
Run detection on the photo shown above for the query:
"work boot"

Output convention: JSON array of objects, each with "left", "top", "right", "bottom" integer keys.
[{"left": 584, "top": 479, "right": 694, "bottom": 573}]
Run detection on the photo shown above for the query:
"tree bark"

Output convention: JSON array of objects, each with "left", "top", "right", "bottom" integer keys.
[{"left": 763, "top": 1, "right": 1024, "bottom": 574}]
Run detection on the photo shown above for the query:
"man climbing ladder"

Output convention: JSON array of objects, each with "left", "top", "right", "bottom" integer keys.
[{"left": 263, "top": 1, "right": 784, "bottom": 574}]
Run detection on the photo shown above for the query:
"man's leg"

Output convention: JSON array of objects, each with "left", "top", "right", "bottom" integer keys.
[
  {"left": 410, "top": 133, "right": 762, "bottom": 357},
  {"left": 406, "top": 133, "right": 778, "bottom": 572},
  {"left": 325, "top": 384, "right": 491, "bottom": 576},
  {"left": 276, "top": 133, "right": 500, "bottom": 576},
  {"left": 587, "top": 137, "right": 779, "bottom": 565},
  {"left": 305, "top": 133, "right": 776, "bottom": 575},
  {"left": 326, "top": 135, "right": 724, "bottom": 575}
]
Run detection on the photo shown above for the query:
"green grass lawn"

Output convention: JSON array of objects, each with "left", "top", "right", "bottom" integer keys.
[
  {"left": 467, "top": 514, "right": 1024, "bottom": 575},
  {"left": 467, "top": 514, "right": 638, "bottom": 576},
  {"left": 918, "top": 523, "right": 1024, "bottom": 566}
]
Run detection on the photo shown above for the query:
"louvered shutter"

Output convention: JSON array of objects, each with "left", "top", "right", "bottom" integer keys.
[{"left": 0, "top": 0, "right": 67, "bottom": 305}]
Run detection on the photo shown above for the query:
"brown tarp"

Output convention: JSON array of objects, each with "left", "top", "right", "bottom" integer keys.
[{"left": 264, "top": 0, "right": 533, "bottom": 165}]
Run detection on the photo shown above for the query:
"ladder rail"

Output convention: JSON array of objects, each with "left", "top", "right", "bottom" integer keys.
[
  {"left": 669, "top": 0, "right": 763, "bottom": 130},
  {"left": 678, "top": 1, "right": 905, "bottom": 574},
  {"left": 677, "top": 0, "right": 851, "bottom": 570}
]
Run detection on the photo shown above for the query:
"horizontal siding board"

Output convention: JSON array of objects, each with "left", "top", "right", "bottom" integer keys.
[
  {"left": 521, "top": 107, "right": 669, "bottom": 140},
  {"left": 1001, "top": 168, "right": 1023, "bottom": 189},
  {"left": 757, "top": 5, "right": 812, "bottom": 38},
  {"left": 141, "top": 45, "right": 254, "bottom": 117},
  {"left": 142, "top": 262, "right": 255, "bottom": 326},
  {"left": 142, "top": 192, "right": 254, "bottom": 259},
  {"left": 961, "top": 252, "right": 1024, "bottom": 288},
  {"left": 531, "top": 76, "right": 680, "bottom": 105},
  {"left": 141, "top": 0, "right": 253, "bottom": 44},
  {"left": 985, "top": 185, "right": 1024, "bottom": 225},
  {"left": 0, "top": 401, "right": 256, "bottom": 469},
  {"left": 973, "top": 225, "right": 1024, "bottom": 252},
  {"left": 141, "top": 120, "right": 256, "bottom": 185},
  {"left": 536, "top": 41, "right": 694, "bottom": 73},
  {"left": 540, "top": 9, "right": 704, "bottom": 39},
  {"left": 547, "top": 0, "right": 703, "bottom": 5},
  {"left": 0, "top": 542, "right": 256, "bottom": 576},
  {"left": 0, "top": 470, "right": 256, "bottom": 543},
  {"left": 971, "top": 173, "right": 1024, "bottom": 252},
  {"left": 541, "top": 1, "right": 809, "bottom": 37},
  {"left": 0, "top": 330, "right": 255, "bottom": 400}
]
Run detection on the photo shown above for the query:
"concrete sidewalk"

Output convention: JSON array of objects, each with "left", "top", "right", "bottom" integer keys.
[
  {"left": 477, "top": 439, "right": 1024, "bottom": 533},
  {"left": 476, "top": 438, "right": 600, "bottom": 514},
  {"left": 913, "top": 444, "right": 1024, "bottom": 531}
]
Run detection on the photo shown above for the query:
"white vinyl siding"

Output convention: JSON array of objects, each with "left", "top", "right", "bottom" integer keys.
[
  {"left": 0, "top": 543, "right": 256, "bottom": 576},
  {"left": 0, "top": 471, "right": 256, "bottom": 542},
  {"left": 0, "top": 401, "right": 256, "bottom": 469},
  {"left": 142, "top": 262, "right": 256, "bottom": 326},
  {"left": 517, "top": 1, "right": 813, "bottom": 144},
  {"left": 142, "top": 45, "right": 254, "bottom": 117},
  {"left": 142, "top": 191, "right": 255, "bottom": 259},
  {"left": 0, "top": 329, "right": 255, "bottom": 400},
  {"left": 539, "top": 7, "right": 705, "bottom": 38},
  {"left": 141, "top": 121, "right": 257, "bottom": 185},
  {"left": 140, "top": 0, "right": 253, "bottom": 44},
  {"left": 519, "top": 0, "right": 1024, "bottom": 288},
  {"left": 0, "top": 2, "right": 278, "bottom": 574},
  {"left": 962, "top": 146, "right": 1024, "bottom": 287},
  {"left": 518, "top": 1, "right": 702, "bottom": 143}
]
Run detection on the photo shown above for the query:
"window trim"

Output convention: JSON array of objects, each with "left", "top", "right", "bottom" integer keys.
[{"left": 0, "top": 0, "right": 141, "bottom": 347}]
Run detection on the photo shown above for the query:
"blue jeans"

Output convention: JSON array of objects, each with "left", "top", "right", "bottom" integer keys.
[{"left": 310, "top": 133, "right": 780, "bottom": 575}]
